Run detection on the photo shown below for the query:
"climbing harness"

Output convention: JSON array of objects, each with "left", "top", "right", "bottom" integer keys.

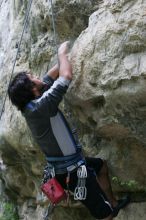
[
  {"left": 46, "top": 151, "right": 84, "bottom": 174},
  {"left": 0, "top": 0, "right": 33, "bottom": 120}
]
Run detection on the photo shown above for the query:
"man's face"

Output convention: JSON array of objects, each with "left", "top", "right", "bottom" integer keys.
[{"left": 27, "top": 73, "right": 45, "bottom": 96}]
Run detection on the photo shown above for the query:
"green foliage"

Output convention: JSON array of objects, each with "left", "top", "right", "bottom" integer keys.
[
  {"left": 0, "top": 202, "right": 19, "bottom": 220},
  {"left": 112, "top": 176, "right": 139, "bottom": 190}
]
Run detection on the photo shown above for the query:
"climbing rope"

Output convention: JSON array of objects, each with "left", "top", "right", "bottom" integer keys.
[
  {"left": 0, "top": 0, "right": 4, "bottom": 9},
  {"left": 48, "top": 0, "right": 59, "bottom": 66},
  {"left": 0, "top": 0, "right": 33, "bottom": 120}
]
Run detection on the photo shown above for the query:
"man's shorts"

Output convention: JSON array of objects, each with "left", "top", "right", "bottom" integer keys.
[{"left": 56, "top": 157, "right": 113, "bottom": 219}]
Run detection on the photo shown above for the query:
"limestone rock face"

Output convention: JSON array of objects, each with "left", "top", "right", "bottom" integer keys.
[
  {"left": 69, "top": 0, "right": 146, "bottom": 192},
  {"left": 0, "top": 0, "right": 146, "bottom": 220}
]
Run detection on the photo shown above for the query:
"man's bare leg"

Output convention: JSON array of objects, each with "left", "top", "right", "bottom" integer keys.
[
  {"left": 97, "top": 160, "right": 117, "bottom": 208},
  {"left": 97, "top": 160, "right": 130, "bottom": 218},
  {"left": 99, "top": 214, "right": 113, "bottom": 220}
]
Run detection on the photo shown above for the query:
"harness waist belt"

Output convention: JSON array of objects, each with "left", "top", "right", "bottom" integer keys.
[{"left": 46, "top": 152, "right": 85, "bottom": 174}]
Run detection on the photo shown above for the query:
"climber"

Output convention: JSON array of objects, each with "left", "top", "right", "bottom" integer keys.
[{"left": 8, "top": 41, "right": 130, "bottom": 219}]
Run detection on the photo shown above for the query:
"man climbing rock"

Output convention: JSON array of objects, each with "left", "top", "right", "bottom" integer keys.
[{"left": 8, "top": 41, "right": 130, "bottom": 219}]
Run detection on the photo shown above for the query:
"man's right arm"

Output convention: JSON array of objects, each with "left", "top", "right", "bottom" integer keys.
[{"left": 34, "top": 42, "right": 72, "bottom": 116}]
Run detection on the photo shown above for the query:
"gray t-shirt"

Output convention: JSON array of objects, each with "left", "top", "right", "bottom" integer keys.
[{"left": 23, "top": 75, "right": 78, "bottom": 158}]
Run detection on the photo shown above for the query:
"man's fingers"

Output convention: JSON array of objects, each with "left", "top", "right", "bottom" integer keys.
[{"left": 58, "top": 41, "right": 70, "bottom": 55}]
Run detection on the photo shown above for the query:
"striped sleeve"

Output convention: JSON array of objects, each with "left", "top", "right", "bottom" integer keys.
[
  {"left": 43, "top": 75, "right": 54, "bottom": 88},
  {"left": 34, "top": 76, "right": 71, "bottom": 116}
]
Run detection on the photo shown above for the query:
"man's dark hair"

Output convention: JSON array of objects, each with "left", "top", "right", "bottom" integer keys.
[{"left": 8, "top": 72, "right": 35, "bottom": 111}]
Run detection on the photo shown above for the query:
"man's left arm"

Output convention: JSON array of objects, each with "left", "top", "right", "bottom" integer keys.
[{"left": 47, "top": 64, "right": 59, "bottom": 80}]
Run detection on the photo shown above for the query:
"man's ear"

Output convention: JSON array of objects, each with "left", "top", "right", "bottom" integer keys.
[{"left": 32, "top": 87, "right": 40, "bottom": 97}]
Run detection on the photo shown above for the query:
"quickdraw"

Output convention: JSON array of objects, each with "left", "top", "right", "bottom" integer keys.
[{"left": 74, "top": 165, "right": 87, "bottom": 200}]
